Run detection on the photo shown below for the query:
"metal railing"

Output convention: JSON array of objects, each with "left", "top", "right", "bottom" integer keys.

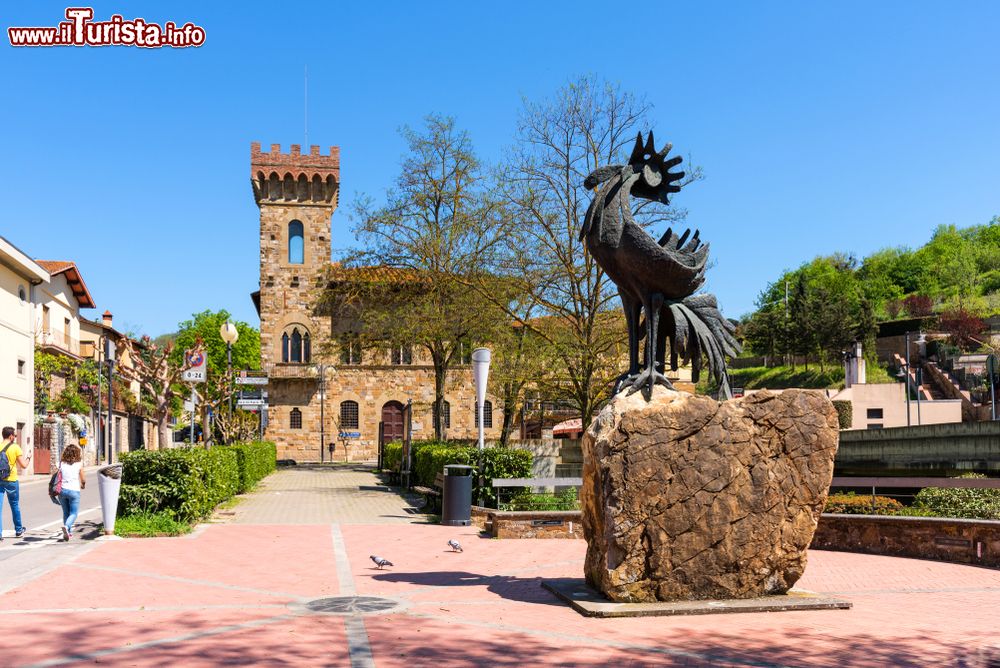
[{"left": 36, "top": 330, "right": 80, "bottom": 355}]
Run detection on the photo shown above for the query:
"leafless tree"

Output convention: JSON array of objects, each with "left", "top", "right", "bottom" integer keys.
[{"left": 473, "top": 76, "right": 702, "bottom": 427}]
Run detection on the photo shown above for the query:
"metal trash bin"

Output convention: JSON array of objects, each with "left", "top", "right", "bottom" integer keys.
[
  {"left": 441, "top": 464, "right": 473, "bottom": 526},
  {"left": 97, "top": 463, "right": 123, "bottom": 535}
]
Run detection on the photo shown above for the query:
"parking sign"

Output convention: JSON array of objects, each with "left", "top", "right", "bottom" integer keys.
[{"left": 181, "top": 348, "right": 207, "bottom": 383}]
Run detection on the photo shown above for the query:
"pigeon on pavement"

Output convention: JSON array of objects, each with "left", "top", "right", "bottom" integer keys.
[
  {"left": 370, "top": 555, "right": 393, "bottom": 569},
  {"left": 447, "top": 539, "right": 463, "bottom": 552}
]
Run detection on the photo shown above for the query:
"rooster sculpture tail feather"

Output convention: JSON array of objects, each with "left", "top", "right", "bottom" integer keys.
[{"left": 666, "top": 294, "right": 741, "bottom": 389}]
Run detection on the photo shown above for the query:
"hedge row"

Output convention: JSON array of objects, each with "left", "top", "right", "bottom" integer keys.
[
  {"left": 913, "top": 473, "right": 1000, "bottom": 519},
  {"left": 383, "top": 441, "right": 403, "bottom": 473},
  {"left": 824, "top": 493, "right": 903, "bottom": 515},
  {"left": 228, "top": 441, "right": 277, "bottom": 493},
  {"left": 383, "top": 440, "right": 532, "bottom": 508},
  {"left": 118, "top": 442, "right": 277, "bottom": 521},
  {"left": 825, "top": 476, "right": 1000, "bottom": 519},
  {"left": 831, "top": 400, "right": 853, "bottom": 429}
]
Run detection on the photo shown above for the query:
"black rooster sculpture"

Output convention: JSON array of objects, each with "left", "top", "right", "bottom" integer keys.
[{"left": 582, "top": 132, "right": 741, "bottom": 399}]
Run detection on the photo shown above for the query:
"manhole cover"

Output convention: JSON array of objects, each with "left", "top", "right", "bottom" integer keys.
[{"left": 302, "top": 596, "right": 401, "bottom": 616}]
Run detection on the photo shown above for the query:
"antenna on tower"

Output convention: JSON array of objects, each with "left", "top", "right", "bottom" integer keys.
[{"left": 304, "top": 65, "right": 309, "bottom": 148}]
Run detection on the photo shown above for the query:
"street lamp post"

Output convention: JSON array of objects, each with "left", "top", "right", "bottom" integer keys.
[
  {"left": 899, "top": 331, "right": 927, "bottom": 427},
  {"left": 103, "top": 336, "right": 116, "bottom": 462},
  {"left": 904, "top": 331, "right": 912, "bottom": 427},
  {"left": 318, "top": 363, "right": 326, "bottom": 463},
  {"left": 472, "top": 348, "right": 492, "bottom": 508},
  {"left": 219, "top": 321, "right": 239, "bottom": 443}
]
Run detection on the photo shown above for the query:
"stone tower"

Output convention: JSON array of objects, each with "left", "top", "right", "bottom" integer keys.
[{"left": 251, "top": 142, "right": 339, "bottom": 455}]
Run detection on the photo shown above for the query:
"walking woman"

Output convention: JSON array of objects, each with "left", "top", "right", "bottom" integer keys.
[{"left": 57, "top": 445, "right": 85, "bottom": 540}]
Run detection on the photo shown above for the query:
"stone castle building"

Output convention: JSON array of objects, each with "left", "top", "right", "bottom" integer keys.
[{"left": 249, "top": 142, "right": 500, "bottom": 462}]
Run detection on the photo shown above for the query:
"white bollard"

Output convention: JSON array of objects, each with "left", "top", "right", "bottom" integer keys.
[{"left": 97, "top": 464, "right": 123, "bottom": 535}]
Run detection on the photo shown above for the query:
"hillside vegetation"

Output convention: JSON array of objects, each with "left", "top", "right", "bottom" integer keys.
[{"left": 741, "top": 219, "right": 1000, "bottom": 369}]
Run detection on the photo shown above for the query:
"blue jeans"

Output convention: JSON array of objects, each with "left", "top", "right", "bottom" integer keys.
[
  {"left": 1, "top": 481, "right": 23, "bottom": 535},
  {"left": 59, "top": 489, "right": 81, "bottom": 534}
]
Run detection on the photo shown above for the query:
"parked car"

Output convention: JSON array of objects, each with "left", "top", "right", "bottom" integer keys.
[{"left": 173, "top": 424, "right": 203, "bottom": 443}]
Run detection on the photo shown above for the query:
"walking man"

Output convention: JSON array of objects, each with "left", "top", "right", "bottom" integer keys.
[{"left": 1, "top": 426, "right": 31, "bottom": 541}]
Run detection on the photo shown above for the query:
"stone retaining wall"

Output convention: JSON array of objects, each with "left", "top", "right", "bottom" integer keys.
[
  {"left": 487, "top": 510, "right": 583, "bottom": 539},
  {"left": 485, "top": 510, "right": 1000, "bottom": 569},
  {"left": 811, "top": 514, "right": 1000, "bottom": 568}
]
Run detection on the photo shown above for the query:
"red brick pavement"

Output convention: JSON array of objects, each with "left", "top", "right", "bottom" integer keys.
[{"left": 2, "top": 522, "right": 998, "bottom": 666}]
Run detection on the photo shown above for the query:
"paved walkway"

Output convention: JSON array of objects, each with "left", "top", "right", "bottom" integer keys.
[
  {"left": 1, "top": 465, "right": 998, "bottom": 666},
  {"left": 226, "top": 464, "right": 430, "bottom": 524}
]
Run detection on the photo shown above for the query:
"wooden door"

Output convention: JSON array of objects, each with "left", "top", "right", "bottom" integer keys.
[
  {"left": 33, "top": 425, "right": 51, "bottom": 475},
  {"left": 381, "top": 401, "right": 405, "bottom": 443}
]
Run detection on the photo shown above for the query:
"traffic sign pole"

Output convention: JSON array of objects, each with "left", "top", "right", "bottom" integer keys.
[{"left": 190, "top": 385, "right": 196, "bottom": 445}]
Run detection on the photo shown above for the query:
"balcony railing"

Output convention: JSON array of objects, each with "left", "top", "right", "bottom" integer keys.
[
  {"left": 36, "top": 330, "right": 80, "bottom": 356},
  {"left": 265, "top": 363, "right": 321, "bottom": 379}
]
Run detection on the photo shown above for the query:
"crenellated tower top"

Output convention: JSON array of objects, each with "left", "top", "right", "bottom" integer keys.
[{"left": 250, "top": 142, "right": 340, "bottom": 206}]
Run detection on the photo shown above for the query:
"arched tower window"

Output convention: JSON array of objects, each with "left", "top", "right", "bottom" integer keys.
[
  {"left": 281, "top": 325, "right": 311, "bottom": 364},
  {"left": 290, "top": 408, "right": 302, "bottom": 429},
  {"left": 288, "top": 220, "right": 304, "bottom": 264}
]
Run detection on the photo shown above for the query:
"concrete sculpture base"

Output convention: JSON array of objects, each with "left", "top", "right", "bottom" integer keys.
[{"left": 542, "top": 578, "right": 851, "bottom": 617}]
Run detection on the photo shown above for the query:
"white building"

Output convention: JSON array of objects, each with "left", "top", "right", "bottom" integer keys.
[
  {"left": 33, "top": 260, "right": 96, "bottom": 360},
  {"left": 0, "top": 236, "right": 50, "bottom": 447}
]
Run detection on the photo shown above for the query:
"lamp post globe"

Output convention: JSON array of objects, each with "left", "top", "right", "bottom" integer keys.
[
  {"left": 220, "top": 321, "right": 239, "bottom": 443},
  {"left": 220, "top": 321, "right": 239, "bottom": 345}
]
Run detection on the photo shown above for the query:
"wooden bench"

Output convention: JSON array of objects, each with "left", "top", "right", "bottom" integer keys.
[{"left": 412, "top": 472, "right": 445, "bottom": 512}]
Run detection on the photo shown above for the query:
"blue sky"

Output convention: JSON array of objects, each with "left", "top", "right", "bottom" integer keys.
[{"left": 3, "top": 2, "right": 999, "bottom": 336}]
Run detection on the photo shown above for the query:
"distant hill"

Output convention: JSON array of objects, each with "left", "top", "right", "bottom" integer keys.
[{"left": 152, "top": 331, "right": 179, "bottom": 348}]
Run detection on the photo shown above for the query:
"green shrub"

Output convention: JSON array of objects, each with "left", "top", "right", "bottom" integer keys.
[
  {"left": 479, "top": 446, "right": 533, "bottom": 507},
  {"left": 226, "top": 441, "right": 276, "bottom": 493},
  {"left": 832, "top": 400, "right": 853, "bottom": 429},
  {"left": 405, "top": 440, "right": 533, "bottom": 508},
  {"left": 913, "top": 473, "right": 1000, "bottom": 520},
  {"left": 413, "top": 441, "right": 473, "bottom": 488},
  {"left": 382, "top": 441, "right": 403, "bottom": 472},
  {"left": 500, "top": 487, "right": 578, "bottom": 511},
  {"left": 115, "top": 511, "right": 192, "bottom": 537},
  {"left": 119, "top": 447, "right": 239, "bottom": 521},
  {"left": 118, "top": 483, "right": 172, "bottom": 516},
  {"left": 824, "top": 492, "right": 903, "bottom": 515}
]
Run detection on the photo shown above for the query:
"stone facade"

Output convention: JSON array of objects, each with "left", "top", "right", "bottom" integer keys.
[{"left": 252, "top": 142, "right": 500, "bottom": 463}]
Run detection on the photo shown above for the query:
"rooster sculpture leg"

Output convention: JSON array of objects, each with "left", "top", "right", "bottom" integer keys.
[
  {"left": 628, "top": 292, "right": 674, "bottom": 397},
  {"left": 613, "top": 291, "right": 643, "bottom": 394}
]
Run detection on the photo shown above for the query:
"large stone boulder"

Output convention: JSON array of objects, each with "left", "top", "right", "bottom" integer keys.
[{"left": 581, "top": 387, "right": 839, "bottom": 603}]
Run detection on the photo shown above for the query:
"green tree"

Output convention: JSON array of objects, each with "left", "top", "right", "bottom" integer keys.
[
  {"left": 917, "top": 224, "right": 979, "bottom": 305},
  {"left": 170, "top": 310, "right": 261, "bottom": 444}
]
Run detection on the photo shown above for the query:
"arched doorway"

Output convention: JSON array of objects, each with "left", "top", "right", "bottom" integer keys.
[{"left": 381, "top": 401, "right": 405, "bottom": 444}]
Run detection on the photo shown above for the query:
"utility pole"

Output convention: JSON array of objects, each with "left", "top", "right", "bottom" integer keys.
[
  {"left": 784, "top": 279, "right": 789, "bottom": 366},
  {"left": 903, "top": 332, "right": 912, "bottom": 427},
  {"left": 104, "top": 337, "right": 115, "bottom": 463},
  {"left": 96, "top": 335, "right": 103, "bottom": 463},
  {"left": 318, "top": 363, "right": 325, "bottom": 463}
]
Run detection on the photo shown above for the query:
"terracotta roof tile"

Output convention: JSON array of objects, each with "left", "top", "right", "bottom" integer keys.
[
  {"left": 327, "top": 262, "right": 424, "bottom": 283},
  {"left": 34, "top": 260, "right": 96, "bottom": 308},
  {"left": 36, "top": 260, "right": 74, "bottom": 274}
]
